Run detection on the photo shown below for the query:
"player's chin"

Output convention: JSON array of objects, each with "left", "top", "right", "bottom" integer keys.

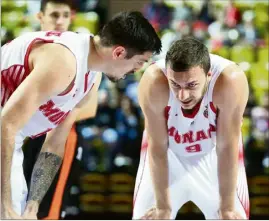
[
  {"left": 181, "top": 101, "right": 195, "bottom": 109},
  {"left": 104, "top": 73, "right": 117, "bottom": 82}
]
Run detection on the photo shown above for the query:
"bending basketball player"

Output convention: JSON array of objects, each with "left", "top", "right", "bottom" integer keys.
[
  {"left": 1, "top": 11, "right": 161, "bottom": 219},
  {"left": 133, "top": 37, "right": 249, "bottom": 219},
  {"left": 22, "top": 1, "right": 99, "bottom": 218}
]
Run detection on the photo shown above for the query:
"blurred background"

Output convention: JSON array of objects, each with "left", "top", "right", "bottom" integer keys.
[{"left": 1, "top": 0, "right": 268, "bottom": 219}]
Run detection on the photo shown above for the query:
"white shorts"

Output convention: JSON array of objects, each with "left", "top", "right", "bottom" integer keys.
[
  {"left": 132, "top": 132, "right": 249, "bottom": 219},
  {"left": 10, "top": 132, "right": 28, "bottom": 215}
]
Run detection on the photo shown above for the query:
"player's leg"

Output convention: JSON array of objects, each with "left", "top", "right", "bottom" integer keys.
[
  {"left": 188, "top": 148, "right": 249, "bottom": 219},
  {"left": 132, "top": 131, "right": 189, "bottom": 219},
  {"left": 10, "top": 133, "right": 28, "bottom": 215}
]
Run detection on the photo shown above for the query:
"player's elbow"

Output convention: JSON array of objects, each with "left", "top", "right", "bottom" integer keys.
[{"left": 42, "top": 141, "right": 66, "bottom": 158}]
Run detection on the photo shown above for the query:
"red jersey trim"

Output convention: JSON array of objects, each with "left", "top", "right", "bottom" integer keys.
[
  {"left": 24, "top": 38, "right": 54, "bottom": 75},
  {"left": 58, "top": 80, "right": 75, "bottom": 96},
  {"left": 209, "top": 101, "right": 217, "bottom": 114},
  {"left": 133, "top": 132, "right": 148, "bottom": 214},
  {"left": 23, "top": 37, "right": 76, "bottom": 97}
]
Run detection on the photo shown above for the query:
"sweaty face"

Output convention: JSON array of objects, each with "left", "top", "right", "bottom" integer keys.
[
  {"left": 39, "top": 2, "right": 71, "bottom": 32},
  {"left": 167, "top": 65, "right": 209, "bottom": 110},
  {"left": 105, "top": 51, "right": 153, "bottom": 82}
]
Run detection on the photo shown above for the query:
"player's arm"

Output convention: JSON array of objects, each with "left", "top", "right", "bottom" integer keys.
[
  {"left": 24, "top": 74, "right": 102, "bottom": 214},
  {"left": 214, "top": 64, "right": 249, "bottom": 214},
  {"left": 138, "top": 65, "right": 171, "bottom": 217},
  {"left": 1, "top": 43, "right": 76, "bottom": 216},
  {"left": 75, "top": 73, "right": 102, "bottom": 121}
]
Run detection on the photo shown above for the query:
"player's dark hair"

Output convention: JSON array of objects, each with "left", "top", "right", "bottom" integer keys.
[
  {"left": 40, "top": 0, "right": 73, "bottom": 12},
  {"left": 99, "top": 11, "right": 162, "bottom": 59},
  {"left": 166, "top": 37, "right": 210, "bottom": 73}
]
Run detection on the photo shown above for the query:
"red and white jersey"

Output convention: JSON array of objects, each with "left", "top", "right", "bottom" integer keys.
[
  {"left": 155, "top": 54, "right": 235, "bottom": 157},
  {"left": 1, "top": 31, "right": 100, "bottom": 138}
]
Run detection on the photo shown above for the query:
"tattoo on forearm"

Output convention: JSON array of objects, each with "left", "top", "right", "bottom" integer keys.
[{"left": 27, "top": 152, "right": 62, "bottom": 203}]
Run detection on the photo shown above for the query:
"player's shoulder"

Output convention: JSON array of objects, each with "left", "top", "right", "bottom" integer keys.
[
  {"left": 211, "top": 53, "right": 246, "bottom": 92},
  {"left": 142, "top": 62, "right": 168, "bottom": 91},
  {"left": 217, "top": 62, "right": 246, "bottom": 87},
  {"left": 139, "top": 62, "right": 169, "bottom": 111},
  {"left": 213, "top": 63, "right": 248, "bottom": 107}
]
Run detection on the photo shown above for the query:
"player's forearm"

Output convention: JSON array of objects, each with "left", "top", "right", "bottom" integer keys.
[
  {"left": 148, "top": 144, "right": 171, "bottom": 210},
  {"left": 1, "top": 126, "right": 17, "bottom": 208},
  {"left": 27, "top": 151, "right": 63, "bottom": 207},
  {"left": 217, "top": 146, "right": 239, "bottom": 210}
]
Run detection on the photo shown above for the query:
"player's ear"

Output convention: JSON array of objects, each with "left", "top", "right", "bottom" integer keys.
[
  {"left": 37, "top": 12, "right": 44, "bottom": 23},
  {"left": 207, "top": 72, "right": 212, "bottom": 76},
  {"left": 112, "top": 46, "right": 127, "bottom": 60}
]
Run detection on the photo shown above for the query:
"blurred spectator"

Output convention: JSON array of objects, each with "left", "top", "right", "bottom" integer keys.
[
  {"left": 125, "top": 81, "right": 140, "bottom": 107},
  {"left": 95, "top": 89, "right": 116, "bottom": 128},
  {"left": 245, "top": 93, "right": 269, "bottom": 175},
  {"left": 155, "top": 19, "right": 193, "bottom": 60},
  {"left": 197, "top": 0, "right": 215, "bottom": 25},
  {"left": 251, "top": 93, "right": 269, "bottom": 138},
  {"left": 115, "top": 95, "right": 142, "bottom": 163},
  {"left": 224, "top": 0, "right": 241, "bottom": 28},
  {"left": 154, "top": 30, "right": 179, "bottom": 60},
  {"left": 75, "top": 0, "right": 107, "bottom": 29},
  {"left": 143, "top": 0, "right": 172, "bottom": 33},
  {"left": 192, "top": 20, "right": 209, "bottom": 42},
  {"left": 172, "top": 0, "right": 194, "bottom": 23},
  {"left": 208, "top": 9, "right": 230, "bottom": 50},
  {"left": 238, "top": 10, "right": 258, "bottom": 45}
]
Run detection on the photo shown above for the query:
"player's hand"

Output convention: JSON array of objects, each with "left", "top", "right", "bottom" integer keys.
[
  {"left": 22, "top": 201, "right": 38, "bottom": 220},
  {"left": 140, "top": 207, "right": 171, "bottom": 219},
  {"left": 1, "top": 205, "right": 23, "bottom": 219},
  {"left": 218, "top": 209, "right": 246, "bottom": 219}
]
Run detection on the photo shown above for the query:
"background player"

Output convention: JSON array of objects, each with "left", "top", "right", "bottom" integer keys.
[{"left": 133, "top": 37, "right": 249, "bottom": 219}]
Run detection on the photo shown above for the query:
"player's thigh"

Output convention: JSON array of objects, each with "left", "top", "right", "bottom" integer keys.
[
  {"left": 188, "top": 152, "right": 248, "bottom": 219},
  {"left": 132, "top": 148, "right": 189, "bottom": 219}
]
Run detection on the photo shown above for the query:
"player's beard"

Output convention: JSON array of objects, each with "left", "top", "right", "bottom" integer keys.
[
  {"left": 106, "top": 74, "right": 118, "bottom": 82},
  {"left": 105, "top": 71, "right": 131, "bottom": 82}
]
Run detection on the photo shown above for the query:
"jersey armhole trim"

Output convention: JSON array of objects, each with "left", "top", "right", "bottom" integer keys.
[{"left": 24, "top": 38, "right": 54, "bottom": 75}]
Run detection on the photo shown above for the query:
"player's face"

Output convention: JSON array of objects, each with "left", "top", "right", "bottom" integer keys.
[
  {"left": 167, "top": 65, "right": 209, "bottom": 110},
  {"left": 39, "top": 2, "right": 72, "bottom": 32},
  {"left": 105, "top": 50, "right": 152, "bottom": 82}
]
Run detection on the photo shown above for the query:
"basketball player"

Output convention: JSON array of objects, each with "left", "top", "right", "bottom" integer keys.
[
  {"left": 22, "top": 0, "right": 98, "bottom": 219},
  {"left": 1, "top": 11, "right": 161, "bottom": 219},
  {"left": 37, "top": 0, "right": 73, "bottom": 32},
  {"left": 133, "top": 37, "right": 249, "bottom": 219}
]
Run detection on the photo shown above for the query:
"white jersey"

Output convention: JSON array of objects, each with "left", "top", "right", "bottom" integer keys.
[
  {"left": 1, "top": 31, "right": 100, "bottom": 138},
  {"left": 155, "top": 54, "right": 235, "bottom": 157}
]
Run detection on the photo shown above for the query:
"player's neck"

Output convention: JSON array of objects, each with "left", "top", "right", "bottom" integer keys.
[{"left": 87, "top": 35, "right": 107, "bottom": 72}]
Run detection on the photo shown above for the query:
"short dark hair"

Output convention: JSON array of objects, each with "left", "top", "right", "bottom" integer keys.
[
  {"left": 40, "top": 0, "right": 73, "bottom": 12},
  {"left": 166, "top": 37, "right": 210, "bottom": 73},
  {"left": 99, "top": 11, "right": 162, "bottom": 58}
]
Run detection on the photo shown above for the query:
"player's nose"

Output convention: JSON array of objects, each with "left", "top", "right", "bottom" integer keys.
[
  {"left": 178, "top": 89, "right": 190, "bottom": 101},
  {"left": 56, "top": 16, "right": 65, "bottom": 25}
]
